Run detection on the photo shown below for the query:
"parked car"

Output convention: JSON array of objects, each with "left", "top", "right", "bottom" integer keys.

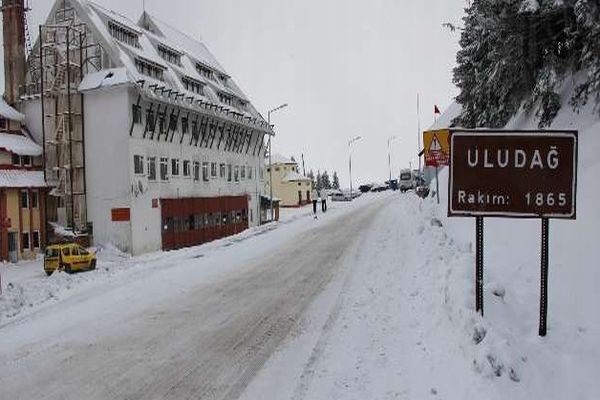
[
  {"left": 331, "top": 190, "right": 352, "bottom": 201},
  {"left": 358, "top": 184, "right": 373, "bottom": 193},
  {"left": 370, "top": 183, "right": 389, "bottom": 192},
  {"left": 399, "top": 169, "right": 415, "bottom": 192},
  {"left": 44, "top": 243, "right": 97, "bottom": 275}
]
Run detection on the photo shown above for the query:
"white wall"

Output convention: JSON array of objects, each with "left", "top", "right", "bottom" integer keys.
[
  {"left": 22, "top": 98, "right": 43, "bottom": 144},
  {"left": 83, "top": 85, "right": 132, "bottom": 252}
]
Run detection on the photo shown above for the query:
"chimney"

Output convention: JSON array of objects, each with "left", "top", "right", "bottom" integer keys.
[{"left": 2, "top": 0, "right": 26, "bottom": 107}]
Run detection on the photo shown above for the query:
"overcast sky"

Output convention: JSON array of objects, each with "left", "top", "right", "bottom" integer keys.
[{"left": 2, "top": 0, "right": 465, "bottom": 186}]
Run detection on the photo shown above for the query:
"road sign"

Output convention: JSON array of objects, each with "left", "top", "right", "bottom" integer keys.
[
  {"left": 423, "top": 129, "right": 450, "bottom": 167},
  {"left": 448, "top": 130, "right": 577, "bottom": 219}
]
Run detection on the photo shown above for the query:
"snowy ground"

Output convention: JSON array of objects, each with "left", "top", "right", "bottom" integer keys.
[
  {"left": 0, "top": 200, "right": 315, "bottom": 325},
  {"left": 1, "top": 123, "right": 598, "bottom": 400}
]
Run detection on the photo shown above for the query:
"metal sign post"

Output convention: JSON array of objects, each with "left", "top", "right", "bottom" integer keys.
[
  {"left": 539, "top": 218, "right": 550, "bottom": 336},
  {"left": 475, "top": 216, "right": 484, "bottom": 316},
  {"left": 448, "top": 129, "right": 577, "bottom": 336}
]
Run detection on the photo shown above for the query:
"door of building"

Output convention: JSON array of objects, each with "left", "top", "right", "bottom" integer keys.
[{"left": 8, "top": 232, "right": 18, "bottom": 263}]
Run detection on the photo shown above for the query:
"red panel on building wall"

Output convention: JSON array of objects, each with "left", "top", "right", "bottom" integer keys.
[
  {"left": 160, "top": 196, "right": 249, "bottom": 251},
  {"left": 111, "top": 208, "right": 131, "bottom": 222}
]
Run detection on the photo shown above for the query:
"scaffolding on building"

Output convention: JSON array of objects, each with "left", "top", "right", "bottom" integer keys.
[{"left": 25, "top": 3, "right": 102, "bottom": 233}]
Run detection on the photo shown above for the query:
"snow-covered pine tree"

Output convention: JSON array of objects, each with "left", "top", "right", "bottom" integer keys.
[
  {"left": 316, "top": 171, "right": 322, "bottom": 191},
  {"left": 332, "top": 171, "right": 340, "bottom": 189},
  {"left": 321, "top": 171, "right": 331, "bottom": 189},
  {"left": 570, "top": 0, "right": 600, "bottom": 114},
  {"left": 453, "top": 0, "right": 598, "bottom": 128}
]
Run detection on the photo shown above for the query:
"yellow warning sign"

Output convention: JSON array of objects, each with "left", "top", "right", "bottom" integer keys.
[{"left": 423, "top": 129, "right": 450, "bottom": 167}]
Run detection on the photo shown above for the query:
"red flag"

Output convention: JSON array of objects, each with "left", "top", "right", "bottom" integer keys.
[{"left": 434, "top": 105, "right": 441, "bottom": 114}]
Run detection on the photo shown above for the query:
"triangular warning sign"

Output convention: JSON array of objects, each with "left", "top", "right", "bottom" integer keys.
[{"left": 429, "top": 134, "right": 442, "bottom": 152}]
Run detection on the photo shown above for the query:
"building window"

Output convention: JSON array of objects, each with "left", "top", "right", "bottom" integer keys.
[
  {"left": 132, "top": 104, "right": 142, "bottom": 124},
  {"left": 248, "top": 166, "right": 253, "bottom": 180},
  {"left": 157, "top": 44, "right": 182, "bottom": 66},
  {"left": 32, "top": 231, "right": 40, "bottom": 249},
  {"left": 22, "top": 232, "right": 30, "bottom": 250},
  {"left": 191, "top": 120, "right": 198, "bottom": 137},
  {"left": 160, "top": 157, "right": 169, "bottom": 180},
  {"left": 158, "top": 113, "right": 166, "bottom": 134},
  {"left": 182, "top": 76, "right": 204, "bottom": 95},
  {"left": 146, "top": 109, "right": 155, "bottom": 129},
  {"left": 171, "top": 158, "right": 180, "bottom": 176},
  {"left": 202, "top": 162, "right": 209, "bottom": 182},
  {"left": 12, "top": 153, "right": 20, "bottom": 166},
  {"left": 193, "top": 161, "right": 200, "bottom": 181},
  {"left": 20, "top": 190, "right": 28, "bottom": 208},
  {"left": 22, "top": 156, "right": 32, "bottom": 166},
  {"left": 183, "top": 160, "right": 191, "bottom": 177},
  {"left": 210, "top": 162, "right": 217, "bottom": 178},
  {"left": 195, "top": 63, "right": 214, "bottom": 80},
  {"left": 31, "top": 190, "right": 39, "bottom": 209},
  {"left": 148, "top": 157, "right": 157, "bottom": 181},
  {"left": 219, "top": 163, "right": 226, "bottom": 179},
  {"left": 0, "top": 118, "right": 6, "bottom": 130},
  {"left": 227, "top": 164, "right": 232, "bottom": 182},
  {"left": 181, "top": 117, "right": 188, "bottom": 134},
  {"left": 241, "top": 166, "right": 246, "bottom": 180},
  {"left": 135, "top": 57, "right": 165, "bottom": 81},
  {"left": 234, "top": 166, "right": 240, "bottom": 182},
  {"left": 169, "top": 113, "right": 178, "bottom": 132},
  {"left": 134, "top": 155, "right": 144, "bottom": 175},
  {"left": 218, "top": 92, "right": 233, "bottom": 106},
  {"left": 108, "top": 20, "right": 140, "bottom": 47}
]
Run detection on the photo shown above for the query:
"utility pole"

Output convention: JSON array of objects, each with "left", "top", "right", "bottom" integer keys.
[
  {"left": 387, "top": 136, "right": 397, "bottom": 184},
  {"left": 348, "top": 136, "right": 362, "bottom": 200},
  {"left": 417, "top": 93, "right": 422, "bottom": 174},
  {"left": 267, "top": 103, "right": 288, "bottom": 222}
]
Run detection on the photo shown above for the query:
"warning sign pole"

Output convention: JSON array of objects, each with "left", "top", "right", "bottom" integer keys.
[{"left": 435, "top": 166, "right": 440, "bottom": 204}]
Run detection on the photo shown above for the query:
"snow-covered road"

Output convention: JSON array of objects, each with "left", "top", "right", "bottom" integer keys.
[
  {"left": 2, "top": 190, "right": 598, "bottom": 400},
  {"left": 0, "top": 194, "right": 392, "bottom": 400}
]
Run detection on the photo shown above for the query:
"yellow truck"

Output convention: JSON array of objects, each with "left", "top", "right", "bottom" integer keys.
[{"left": 44, "top": 243, "right": 97, "bottom": 276}]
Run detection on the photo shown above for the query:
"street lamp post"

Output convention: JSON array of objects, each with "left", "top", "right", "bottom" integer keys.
[
  {"left": 348, "top": 136, "right": 362, "bottom": 200},
  {"left": 267, "top": 103, "right": 288, "bottom": 222},
  {"left": 387, "top": 135, "right": 398, "bottom": 184}
]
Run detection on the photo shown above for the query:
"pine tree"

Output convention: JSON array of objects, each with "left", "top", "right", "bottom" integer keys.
[
  {"left": 452, "top": 0, "right": 598, "bottom": 128},
  {"left": 570, "top": 0, "right": 600, "bottom": 115},
  {"left": 332, "top": 171, "right": 340, "bottom": 189},
  {"left": 321, "top": 171, "right": 331, "bottom": 189},
  {"left": 316, "top": 171, "right": 322, "bottom": 191}
]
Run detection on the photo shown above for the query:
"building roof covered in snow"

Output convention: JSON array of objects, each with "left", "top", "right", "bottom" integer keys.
[
  {"left": 282, "top": 171, "right": 311, "bottom": 182},
  {"left": 78, "top": 68, "right": 132, "bottom": 91},
  {"left": 39, "top": 0, "right": 270, "bottom": 134},
  {"left": 0, "top": 170, "right": 46, "bottom": 188},
  {"left": 270, "top": 154, "right": 297, "bottom": 165},
  {"left": 0, "top": 98, "right": 25, "bottom": 122},
  {"left": 0, "top": 132, "right": 43, "bottom": 156}
]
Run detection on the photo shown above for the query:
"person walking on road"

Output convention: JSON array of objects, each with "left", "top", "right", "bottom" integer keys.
[
  {"left": 311, "top": 188, "right": 318, "bottom": 217},
  {"left": 320, "top": 190, "right": 328, "bottom": 213}
]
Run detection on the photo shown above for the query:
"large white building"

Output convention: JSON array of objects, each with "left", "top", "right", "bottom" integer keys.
[{"left": 19, "top": 0, "right": 272, "bottom": 254}]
